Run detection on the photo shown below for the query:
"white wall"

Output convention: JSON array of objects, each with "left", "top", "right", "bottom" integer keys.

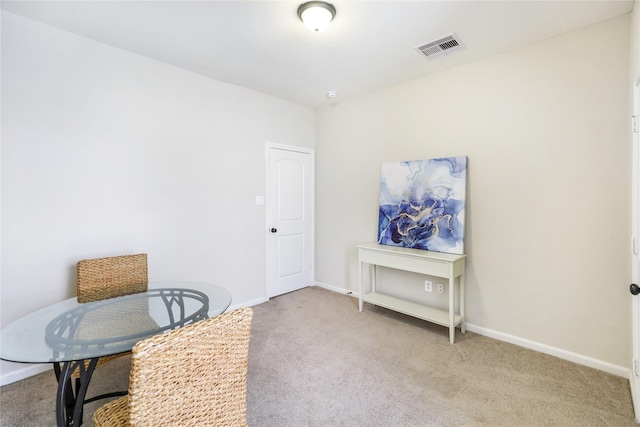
[
  {"left": 316, "top": 14, "right": 632, "bottom": 370},
  {"left": 0, "top": 12, "right": 314, "bottom": 381},
  {"left": 632, "top": 1, "right": 640, "bottom": 82}
]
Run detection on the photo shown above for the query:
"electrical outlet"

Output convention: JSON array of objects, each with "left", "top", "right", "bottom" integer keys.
[
  {"left": 437, "top": 283, "right": 444, "bottom": 293},
  {"left": 424, "top": 280, "right": 432, "bottom": 292}
]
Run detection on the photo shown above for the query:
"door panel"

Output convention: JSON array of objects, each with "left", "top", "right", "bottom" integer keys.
[
  {"left": 267, "top": 145, "right": 313, "bottom": 297},
  {"left": 278, "top": 160, "right": 304, "bottom": 220},
  {"left": 278, "top": 234, "right": 304, "bottom": 277}
]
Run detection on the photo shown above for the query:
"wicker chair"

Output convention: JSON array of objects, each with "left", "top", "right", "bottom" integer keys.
[
  {"left": 59, "top": 254, "right": 149, "bottom": 424},
  {"left": 77, "top": 253, "right": 148, "bottom": 303},
  {"left": 93, "top": 307, "right": 253, "bottom": 427},
  {"left": 74, "top": 253, "right": 149, "bottom": 370}
]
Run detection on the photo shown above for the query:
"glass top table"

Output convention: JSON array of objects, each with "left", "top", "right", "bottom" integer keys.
[
  {"left": 1, "top": 281, "right": 232, "bottom": 363},
  {"left": 0, "top": 281, "right": 232, "bottom": 427}
]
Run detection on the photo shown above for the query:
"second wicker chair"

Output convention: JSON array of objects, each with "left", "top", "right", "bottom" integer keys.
[
  {"left": 77, "top": 253, "right": 148, "bottom": 303},
  {"left": 74, "top": 253, "right": 149, "bottom": 366},
  {"left": 93, "top": 306, "right": 253, "bottom": 427}
]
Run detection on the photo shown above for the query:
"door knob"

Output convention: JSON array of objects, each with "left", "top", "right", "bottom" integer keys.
[
  {"left": 270, "top": 228, "right": 277, "bottom": 233},
  {"left": 631, "top": 283, "right": 640, "bottom": 296}
]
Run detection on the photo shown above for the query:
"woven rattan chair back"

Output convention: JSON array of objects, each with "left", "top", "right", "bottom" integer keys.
[
  {"left": 93, "top": 306, "right": 253, "bottom": 427},
  {"left": 77, "top": 254, "right": 148, "bottom": 303}
]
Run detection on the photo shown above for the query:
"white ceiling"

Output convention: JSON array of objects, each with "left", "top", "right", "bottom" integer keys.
[{"left": 2, "top": 0, "right": 634, "bottom": 108}]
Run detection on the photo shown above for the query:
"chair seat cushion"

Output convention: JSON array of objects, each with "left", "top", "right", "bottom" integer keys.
[{"left": 93, "top": 396, "right": 129, "bottom": 427}]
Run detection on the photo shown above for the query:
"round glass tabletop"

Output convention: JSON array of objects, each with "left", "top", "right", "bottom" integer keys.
[{"left": 0, "top": 281, "right": 232, "bottom": 363}]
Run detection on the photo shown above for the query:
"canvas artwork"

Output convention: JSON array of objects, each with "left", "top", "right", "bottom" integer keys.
[{"left": 378, "top": 156, "right": 467, "bottom": 255}]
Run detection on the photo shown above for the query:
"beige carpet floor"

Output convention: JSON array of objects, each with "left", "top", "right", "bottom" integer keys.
[{"left": 1, "top": 286, "right": 637, "bottom": 426}]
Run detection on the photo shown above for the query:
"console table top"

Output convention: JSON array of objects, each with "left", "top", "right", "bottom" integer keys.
[{"left": 358, "top": 242, "right": 466, "bottom": 262}]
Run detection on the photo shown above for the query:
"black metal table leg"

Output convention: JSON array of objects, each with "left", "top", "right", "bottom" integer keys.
[
  {"left": 55, "top": 361, "right": 74, "bottom": 427},
  {"left": 54, "top": 358, "right": 98, "bottom": 427}
]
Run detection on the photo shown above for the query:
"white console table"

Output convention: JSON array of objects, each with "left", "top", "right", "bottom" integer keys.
[{"left": 358, "top": 243, "right": 466, "bottom": 343}]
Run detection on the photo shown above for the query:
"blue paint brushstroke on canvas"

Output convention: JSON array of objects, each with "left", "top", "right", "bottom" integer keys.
[{"left": 378, "top": 156, "right": 467, "bottom": 254}]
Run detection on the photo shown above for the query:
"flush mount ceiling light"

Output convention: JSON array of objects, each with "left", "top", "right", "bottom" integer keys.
[{"left": 297, "top": 1, "right": 336, "bottom": 32}]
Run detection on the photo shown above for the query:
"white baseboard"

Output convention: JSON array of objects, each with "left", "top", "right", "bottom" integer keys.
[
  {"left": 465, "top": 323, "right": 629, "bottom": 379},
  {"left": 314, "top": 280, "right": 357, "bottom": 296},
  {"left": 229, "top": 296, "right": 269, "bottom": 311},
  {"left": 316, "top": 282, "right": 630, "bottom": 379},
  {"left": 1, "top": 363, "right": 51, "bottom": 386}
]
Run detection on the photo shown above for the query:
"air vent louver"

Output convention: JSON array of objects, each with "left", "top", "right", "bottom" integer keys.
[{"left": 417, "top": 34, "right": 465, "bottom": 59}]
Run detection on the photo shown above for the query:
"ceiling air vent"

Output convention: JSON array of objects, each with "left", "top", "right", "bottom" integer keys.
[{"left": 417, "top": 34, "right": 465, "bottom": 59}]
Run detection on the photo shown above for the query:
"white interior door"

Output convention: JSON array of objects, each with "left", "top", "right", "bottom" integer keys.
[
  {"left": 266, "top": 144, "right": 313, "bottom": 298},
  {"left": 631, "top": 81, "right": 640, "bottom": 423}
]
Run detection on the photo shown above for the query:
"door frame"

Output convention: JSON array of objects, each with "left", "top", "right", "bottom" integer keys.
[
  {"left": 264, "top": 142, "right": 315, "bottom": 298},
  {"left": 631, "top": 79, "right": 640, "bottom": 423}
]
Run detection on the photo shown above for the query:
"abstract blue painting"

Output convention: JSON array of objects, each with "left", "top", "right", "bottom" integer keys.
[{"left": 378, "top": 156, "right": 467, "bottom": 254}]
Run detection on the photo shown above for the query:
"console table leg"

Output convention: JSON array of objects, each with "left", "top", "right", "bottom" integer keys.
[
  {"left": 371, "top": 265, "right": 376, "bottom": 293},
  {"left": 358, "top": 261, "right": 364, "bottom": 312},
  {"left": 460, "top": 274, "right": 466, "bottom": 334},
  {"left": 449, "top": 273, "right": 455, "bottom": 343}
]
